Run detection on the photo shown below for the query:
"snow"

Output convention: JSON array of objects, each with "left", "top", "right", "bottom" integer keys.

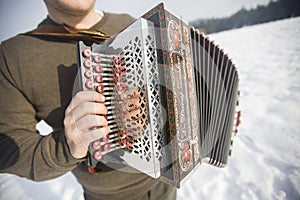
[
  {"left": 177, "top": 17, "right": 300, "bottom": 200},
  {"left": 1, "top": 17, "right": 300, "bottom": 200}
]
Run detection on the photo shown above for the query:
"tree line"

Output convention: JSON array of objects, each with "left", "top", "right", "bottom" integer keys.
[{"left": 190, "top": 0, "right": 300, "bottom": 34}]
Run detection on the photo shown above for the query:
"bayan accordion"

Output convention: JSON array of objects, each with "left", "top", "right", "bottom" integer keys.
[{"left": 77, "top": 3, "right": 241, "bottom": 188}]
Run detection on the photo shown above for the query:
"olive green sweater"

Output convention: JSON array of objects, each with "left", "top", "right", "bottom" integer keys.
[{"left": 0, "top": 13, "right": 173, "bottom": 200}]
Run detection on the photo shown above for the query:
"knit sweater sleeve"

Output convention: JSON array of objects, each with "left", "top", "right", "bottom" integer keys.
[
  {"left": 0, "top": 13, "right": 135, "bottom": 182},
  {"left": 0, "top": 43, "right": 83, "bottom": 181}
]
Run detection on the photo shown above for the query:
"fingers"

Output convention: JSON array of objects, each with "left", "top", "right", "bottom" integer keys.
[
  {"left": 65, "top": 125, "right": 110, "bottom": 159},
  {"left": 66, "top": 91, "right": 105, "bottom": 114},
  {"left": 114, "top": 88, "right": 147, "bottom": 139},
  {"left": 126, "top": 109, "right": 142, "bottom": 121},
  {"left": 118, "top": 98, "right": 141, "bottom": 112},
  {"left": 65, "top": 91, "right": 107, "bottom": 124},
  {"left": 118, "top": 88, "right": 140, "bottom": 100},
  {"left": 67, "top": 101, "right": 108, "bottom": 123},
  {"left": 121, "top": 107, "right": 147, "bottom": 139},
  {"left": 75, "top": 115, "right": 108, "bottom": 133},
  {"left": 80, "top": 126, "right": 110, "bottom": 145},
  {"left": 64, "top": 89, "right": 147, "bottom": 159},
  {"left": 64, "top": 91, "right": 109, "bottom": 159},
  {"left": 115, "top": 88, "right": 143, "bottom": 113}
]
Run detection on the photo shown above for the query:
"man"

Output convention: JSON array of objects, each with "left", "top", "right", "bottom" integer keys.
[{"left": 0, "top": 0, "right": 176, "bottom": 199}]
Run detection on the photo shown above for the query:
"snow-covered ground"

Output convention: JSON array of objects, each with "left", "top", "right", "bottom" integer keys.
[
  {"left": 1, "top": 17, "right": 300, "bottom": 200},
  {"left": 178, "top": 17, "right": 300, "bottom": 200}
]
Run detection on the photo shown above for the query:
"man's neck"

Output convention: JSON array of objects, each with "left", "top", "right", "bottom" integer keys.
[{"left": 48, "top": 8, "right": 103, "bottom": 29}]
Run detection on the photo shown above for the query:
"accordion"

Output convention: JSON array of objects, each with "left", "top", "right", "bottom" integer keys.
[{"left": 77, "top": 3, "right": 241, "bottom": 188}]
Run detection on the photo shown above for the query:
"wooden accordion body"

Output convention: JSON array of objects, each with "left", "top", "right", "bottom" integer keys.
[{"left": 77, "top": 3, "right": 241, "bottom": 188}]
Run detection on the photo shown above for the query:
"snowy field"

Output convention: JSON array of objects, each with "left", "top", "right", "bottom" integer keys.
[{"left": 1, "top": 17, "right": 300, "bottom": 200}]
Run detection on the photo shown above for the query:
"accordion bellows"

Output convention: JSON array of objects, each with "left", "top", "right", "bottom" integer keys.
[{"left": 77, "top": 3, "right": 241, "bottom": 188}]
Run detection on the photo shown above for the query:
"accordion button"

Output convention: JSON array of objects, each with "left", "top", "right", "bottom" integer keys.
[
  {"left": 93, "top": 150, "right": 102, "bottom": 160},
  {"left": 83, "top": 59, "right": 92, "bottom": 68},
  {"left": 95, "top": 75, "right": 103, "bottom": 83},
  {"left": 96, "top": 85, "right": 104, "bottom": 93},
  {"left": 83, "top": 48, "right": 92, "bottom": 58},
  {"left": 84, "top": 70, "right": 93, "bottom": 79},
  {"left": 85, "top": 80, "right": 93, "bottom": 89},
  {"left": 103, "top": 144, "right": 111, "bottom": 152},
  {"left": 94, "top": 65, "right": 103, "bottom": 73},
  {"left": 93, "top": 55, "right": 102, "bottom": 63},
  {"left": 92, "top": 140, "right": 101, "bottom": 150},
  {"left": 102, "top": 134, "right": 110, "bottom": 143}
]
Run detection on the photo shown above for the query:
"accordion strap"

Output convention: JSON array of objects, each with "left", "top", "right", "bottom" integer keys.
[{"left": 24, "top": 23, "right": 111, "bottom": 41}]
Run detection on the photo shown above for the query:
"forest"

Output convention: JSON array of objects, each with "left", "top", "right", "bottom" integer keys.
[{"left": 190, "top": 0, "right": 300, "bottom": 33}]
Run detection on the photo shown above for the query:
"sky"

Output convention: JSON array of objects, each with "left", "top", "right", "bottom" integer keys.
[{"left": 0, "top": 0, "right": 271, "bottom": 41}]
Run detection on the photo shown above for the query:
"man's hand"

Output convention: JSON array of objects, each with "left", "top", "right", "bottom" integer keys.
[
  {"left": 64, "top": 91, "right": 109, "bottom": 159},
  {"left": 117, "top": 88, "right": 147, "bottom": 140}
]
